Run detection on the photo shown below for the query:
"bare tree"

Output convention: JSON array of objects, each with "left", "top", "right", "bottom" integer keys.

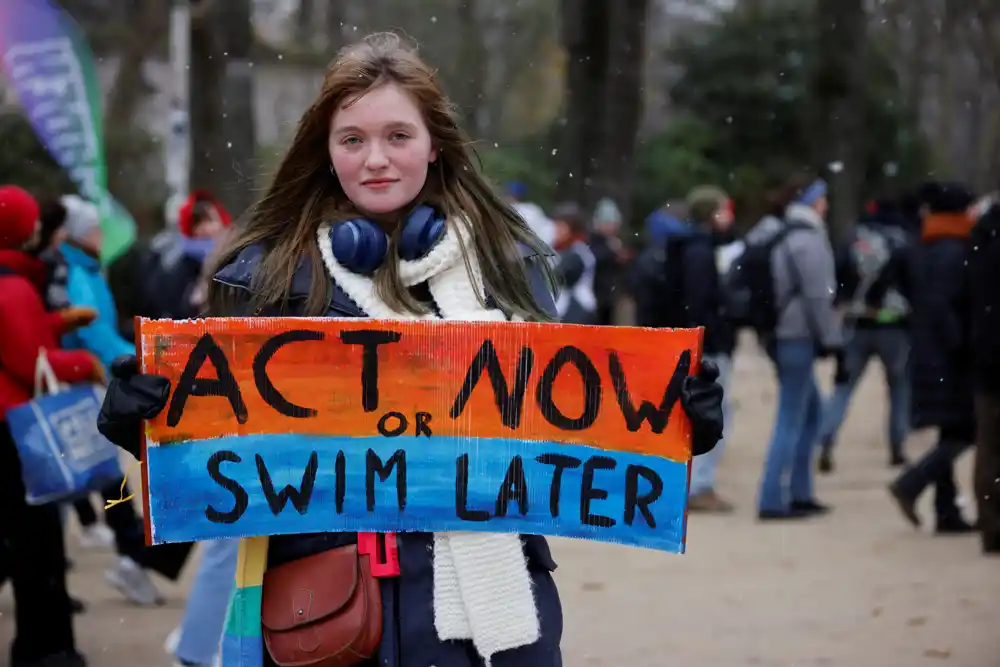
[
  {"left": 557, "top": 0, "right": 648, "bottom": 220},
  {"left": 812, "top": 0, "right": 868, "bottom": 241}
]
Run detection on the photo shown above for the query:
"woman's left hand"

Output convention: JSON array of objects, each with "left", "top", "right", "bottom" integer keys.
[{"left": 680, "top": 359, "right": 724, "bottom": 457}]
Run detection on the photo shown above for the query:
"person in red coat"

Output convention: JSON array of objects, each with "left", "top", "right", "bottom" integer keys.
[{"left": 0, "top": 185, "right": 99, "bottom": 667}]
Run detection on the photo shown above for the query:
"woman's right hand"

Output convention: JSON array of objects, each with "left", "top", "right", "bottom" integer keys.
[{"left": 97, "top": 355, "right": 171, "bottom": 460}]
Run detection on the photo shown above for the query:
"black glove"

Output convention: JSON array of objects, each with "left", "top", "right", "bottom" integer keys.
[
  {"left": 97, "top": 355, "right": 171, "bottom": 460},
  {"left": 681, "top": 359, "right": 724, "bottom": 457},
  {"left": 833, "top": 349, "right": 850, "bottom": 386}
]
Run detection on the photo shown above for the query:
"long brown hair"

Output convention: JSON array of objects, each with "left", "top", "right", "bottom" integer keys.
[{"left": 207, "top": 32, "right": 553, "bottom": 320}]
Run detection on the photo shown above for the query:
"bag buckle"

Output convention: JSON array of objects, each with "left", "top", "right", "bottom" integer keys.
[{"left": 357, "top": 532, "right": 399, "bottom": 577}]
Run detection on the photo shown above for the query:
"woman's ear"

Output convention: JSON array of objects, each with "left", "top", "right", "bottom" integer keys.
[{"left": 429, "top": 146, "right": 438, "bottom": 164}]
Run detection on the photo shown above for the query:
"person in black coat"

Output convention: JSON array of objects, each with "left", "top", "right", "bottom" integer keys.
[
  {"left": 889, "top": 182, "right": 977, "bottom": 533},
  {"left": 969, "top": 196, "right": 1000, "bottom": 554}
]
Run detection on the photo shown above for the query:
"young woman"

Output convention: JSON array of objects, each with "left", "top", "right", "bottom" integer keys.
[{"left": 98, "top": 33, "right": 724, "bottom": 667}]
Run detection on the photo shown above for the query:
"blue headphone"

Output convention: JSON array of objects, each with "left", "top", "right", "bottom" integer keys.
[{"left": 330, "top": 204, "right": 446, "bottom": 276}]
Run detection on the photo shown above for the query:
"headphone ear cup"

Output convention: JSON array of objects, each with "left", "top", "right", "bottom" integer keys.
[
  {"left": 330, "top": 218, "right": 389, "bottom": 276},
  {"left": 398, "top": 205, "right": 446, "bottom": 261}
]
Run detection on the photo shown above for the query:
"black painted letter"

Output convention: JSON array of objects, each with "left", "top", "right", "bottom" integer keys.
[
  {"left": 495, "top": 456, "right": 529, "bottom": 517},
  {"left": 455, "top": 454, "right": 491, "bottom": 522},
  {"left": 255, "top": 452, "right": 318, "bottom": 516},
  {"left": 415, "top": 412, "right": 433, "bottom": 437},
  {"left": 580, "top": 456, "right": 617, "bottom": 528},
  {"left": 253, "top": 330, "right": 324, "bottom": 418},
  {"left": 205, "top": 450, "right": 249, "bottom": 524},
  {"left": 624, "top": 464, "right": 663, "bottom": 528},
  {"left": 377, "top": 412, "right": 408, "bottom": 437},
  {"left": 366, "top": 449, "right": 407, "bottom": 511},
  {"left": 536, "top": 346, "right": 601, "bottom": 430},
  {"left": 167, "top": 334, "right": 247, "bottom": 427},
  {"left": 609, "top": 349, "right": 691, "bottom": 433},
  {"left": 535, "top": 453, "right": 582, "bottom": 518},
  {"left": 450, "top": 340, "right": 534, "bottom": 429},
  {"left": 335, "top": 451, "right": 346, "bottom": 514},
  {"left": 340, "top": 330, "right": 402, "bottom": 412}
]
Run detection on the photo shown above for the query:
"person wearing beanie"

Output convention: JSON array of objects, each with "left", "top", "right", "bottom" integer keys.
[
  {"left": 757, "top": 170, "right": 843, "bottom": 521},
  {"left": 144, "top": 190, "right": 231, "bottom": 319},
  {"left": 550, "top": 201, "right": 598, "bottom": 324},
  {"left": 589, "top": 197, "right": 629, "bottom": 325},
  {"left": 889, "top": 181, "right": 977, "bottom": 534},
  {"left": 55, "top": 195, "right": 180, "bottom": 606},
  {"left": 0, "top": 184, "right": 98, "bottom": 667},
  {"left": 641, "top": 185, "right": 736, "bottom": 512}
]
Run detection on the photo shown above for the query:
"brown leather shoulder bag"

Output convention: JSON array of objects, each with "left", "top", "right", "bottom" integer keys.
[{"left": 261, "top": 544, "right": 381, "bottom": 667}]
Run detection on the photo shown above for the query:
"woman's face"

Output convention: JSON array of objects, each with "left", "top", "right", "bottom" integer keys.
[
  {"left": 329, "top": 83, "right": 437, "bottom": 217},
  {"left": 813, "top": 194, "right": 829, "bottom": 219}
]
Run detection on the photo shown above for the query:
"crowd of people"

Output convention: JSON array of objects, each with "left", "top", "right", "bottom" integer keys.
[
  {"left": 528, "top": 174, "right": 999, "bottom": 545},
  {"left": 0, "top": 28, "right": 997, "bottom": 667}
]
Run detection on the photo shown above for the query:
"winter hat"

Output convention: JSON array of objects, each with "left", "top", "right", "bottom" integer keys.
[
  {"left": 796, "top": 178, "right": 828, "bottom": 207},
  {"left": 686, "top": 185, "right": 729, "bottom": 224},
  {"left": 60, "top": 194, "right": 101, "bottom": 243},
  {"left": 593, "top": 197, "right": 622, "bottom": 227},
  {"left": 506, "top": 181, "right": 528, "bottom": 199},
  {"left": 0, "top": 185, "right": 40, "bottom": 249},
  {"left": 917, "top": 181, "right": 974, "bottom": 214},
  {"left": 178, "top": 190, "right": 232, "bottom": 238}
]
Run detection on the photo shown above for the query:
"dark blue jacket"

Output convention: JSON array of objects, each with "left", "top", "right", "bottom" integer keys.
[
  {"left": 910, "top": 226, "right": 974, "bottom": 429},
  {"left": 632, "top": 215, "right": 734, "bottom": 356},
  {"left": 213, "top": 241, "right": 563, "bottom": 667}
]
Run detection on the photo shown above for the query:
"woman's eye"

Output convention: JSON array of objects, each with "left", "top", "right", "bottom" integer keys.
[
  {"left": 341, "top": 136, "right": 361, "bottom": 145},
  {"left": 390, "top": 132, "right": 409, "bottom": 141}
]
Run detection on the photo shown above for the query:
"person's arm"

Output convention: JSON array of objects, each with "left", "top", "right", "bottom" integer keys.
[
  {"left": 525, "top": 255, "right": 557, "bottom": 318},
  {"left": 65, "top": 272, "right": 134, "bottom": 370},
  {"left": 0, "top": 279, "right": 96, "bottom": 387}
]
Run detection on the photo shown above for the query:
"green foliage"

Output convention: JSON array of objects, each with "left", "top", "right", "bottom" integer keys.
[
  {"left": 645, "top": 2, "right": 934, "bottom": 223},
  {"left": 632, "top": 117, "right": 726, "bottom": 223},
  {"left": 0, "top": 112, "right": 75, "bottom": 198},
  {"left": 476, "top": 139, "right": 559, "bottom": 207}
]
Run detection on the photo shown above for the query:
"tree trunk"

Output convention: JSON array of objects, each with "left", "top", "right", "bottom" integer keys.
[
  {"left": 812, "top": 0, "right": 867, "bottom": 244},
  {"left": 592, "top": 0, "right": 647, "bottom": 223},
  {"left": 557, "top": 0, "right": 610, "bottom": 207},
  {"left": 217, "top": 0, "right": 257, "bottom": 218},
  {"left": 296, "top": 0, "right": 316, "bottom": 49},
  {"left": 103, "top": 0, "right": 168, "bottom": 195},
  {"left": 188, "top": 0, "right": 225, "bottom": 201},
  {"left": 454, "top": 0, "right": 489, "bottom": 134}
]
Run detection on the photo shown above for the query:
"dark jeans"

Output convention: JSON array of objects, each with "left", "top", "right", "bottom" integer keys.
[
  {"left": 820, "top": 327, "right": 910, "bottom": 458},
  {"left": 975, "top": 394, "right": 1000, "bottom": 541},
  {"left": 73, "top": 495, "right": 98, "bottom": 527},
  {"left": 0, "top": 422, "right": 76, "bottom": 663},
  {"left": 892, "top": 423, "right": 975, "bottom": 519}
]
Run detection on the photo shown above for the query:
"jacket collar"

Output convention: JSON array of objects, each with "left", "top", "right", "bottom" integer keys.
[
  {"left": 785, "top": 203, "right": 826, "bottom": 230},
  {"left": 60, "top": 242, "right": 101, "bottom": 271}
]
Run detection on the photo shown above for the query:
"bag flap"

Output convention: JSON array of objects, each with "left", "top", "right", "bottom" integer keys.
[{"left": 261, "top": 545, "right": 360, "bottom": 632}]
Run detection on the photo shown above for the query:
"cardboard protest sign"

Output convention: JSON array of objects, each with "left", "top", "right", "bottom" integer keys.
[{"left": 137, "top": 318, "right": 702, "bottom": 553}]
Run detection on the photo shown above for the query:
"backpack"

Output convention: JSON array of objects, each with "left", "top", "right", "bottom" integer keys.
[
  {"left": 844, "top": 223, "right": 909, "bottom": 320},
  {"left": 723, "top": 221, "right": 810, "bottom": 336}
]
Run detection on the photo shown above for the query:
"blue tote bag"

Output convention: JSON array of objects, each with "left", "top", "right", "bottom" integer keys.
[{"left": 6, "top": 348, "right": 123, "bottom": 506}]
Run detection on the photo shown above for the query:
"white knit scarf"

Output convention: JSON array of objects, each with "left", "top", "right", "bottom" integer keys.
[{"left": 316, "top": 218, "right": 541, "bottom": 665}]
